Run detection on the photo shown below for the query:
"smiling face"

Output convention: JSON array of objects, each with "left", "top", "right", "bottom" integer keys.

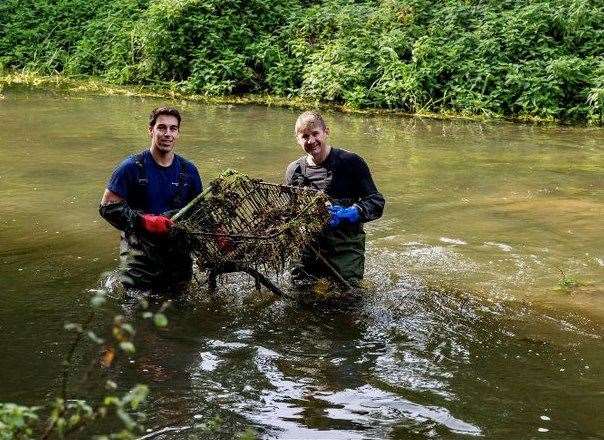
[
  {"left": 295, "top": 121, "right": 331, "bottom": 164},
  {"left": 149, "top": 114, "right": 180, "bottom": 155}
]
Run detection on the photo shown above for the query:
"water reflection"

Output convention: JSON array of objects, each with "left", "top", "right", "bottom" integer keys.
[
  {"left": 115, "top": 264, "right": 601, "bottom": 439},
  {"left": 178, "top": 288, "right": 483, "bottom": 438}
]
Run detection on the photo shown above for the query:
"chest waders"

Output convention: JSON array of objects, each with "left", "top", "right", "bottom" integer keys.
[
  {"left": 120, "top": 153, "right": 192, "bottom": 292},
  {"left": 290, "top": 157, "right": 366, "bottom": 286}
]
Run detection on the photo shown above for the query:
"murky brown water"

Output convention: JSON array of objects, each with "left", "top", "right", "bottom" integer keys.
[{"left": 0, "top": 89, "right": 602, "bottom": 438}]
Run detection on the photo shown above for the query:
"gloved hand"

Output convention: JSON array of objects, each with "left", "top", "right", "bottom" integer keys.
[
  {"left": 139, "top": 214, "right": 174, "bottom": 235},
  {"left": 328, "top": 204, "right": 360, "bottom": 228}
]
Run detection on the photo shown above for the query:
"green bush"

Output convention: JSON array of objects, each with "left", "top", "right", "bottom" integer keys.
[
  {"left": 135, "top": 0, "right": 301, "bottom": 94},
  {"left": 65, "top": 0, "right": 149, "bottom": 83},
  {"left": 0, "top": 403, "right": 38, "bottom": 440},
  {"left": 0, "top": 0, "right": 601, "bottom": 122}
]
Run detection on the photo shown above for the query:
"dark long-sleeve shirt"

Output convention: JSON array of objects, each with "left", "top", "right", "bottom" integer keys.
[{"left": 284, "top": 147, "right": 385, "bottom": 223}]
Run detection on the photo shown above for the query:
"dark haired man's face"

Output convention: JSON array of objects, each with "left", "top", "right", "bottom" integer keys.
[{"left": 149, "top": 115, "right": 180, "bottom": 154}]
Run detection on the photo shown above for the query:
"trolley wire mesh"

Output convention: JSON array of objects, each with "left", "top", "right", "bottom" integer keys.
[{"left": 172, "top": 170, "right": 330, "bottom": 273}]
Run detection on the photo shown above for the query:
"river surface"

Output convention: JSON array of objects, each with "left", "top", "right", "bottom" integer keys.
[{"left": 0, "top": 89, "right": 602, "bottom": 439}]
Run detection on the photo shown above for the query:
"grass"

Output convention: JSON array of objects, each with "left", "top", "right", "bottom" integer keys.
[{"left": 555, "top": 267, "right": 583, "bottom": 293}]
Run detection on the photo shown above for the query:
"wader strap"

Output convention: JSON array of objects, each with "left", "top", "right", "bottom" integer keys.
[
  {"left": 130, "top": 151, "right": 148, "bottom": 211},
  {"left": 297, "top": 156, "right": 307, "bottom": 175},
  {"left": 292, "top": 157, "right": 313, "bottom": 188},
  {"left": 134, "top": 152, "right": 148, "bottom": 186},
  {"left": 170, "top": 156, "right": 188, "bottom": 209}
]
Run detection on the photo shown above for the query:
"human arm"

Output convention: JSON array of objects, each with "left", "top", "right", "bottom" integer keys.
[
  {"left": 284, "top": 160, "right": 299, "bottom": 186},
  {"left": 99, "top": 189, "right": 140, "bottom": 232},
  {"left": 352, "top": 156, "right": 385, "bottom": 222},
  {"left": 100, "top": 189, "right": 124, "bottom": 205},
  {"left": 99, "top": 190, "right": 173, "bottom": 234},
  {"left": 99, "top": 159, "right": 140, "bottom": 232},
  {"left": 99, "top": 158, "right": 173, "bottom": 234}
]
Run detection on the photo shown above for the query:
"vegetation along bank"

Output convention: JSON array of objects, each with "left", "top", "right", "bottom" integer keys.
[{"left": 1, "top": 0, "right": 602, "bottom": 124}]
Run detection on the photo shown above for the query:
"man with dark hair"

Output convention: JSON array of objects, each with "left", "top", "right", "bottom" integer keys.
[
  {"left": 100, "top": 107, "right": 202, "bottom": 293},
  {"left": 285, "top": 111, "right": 385, "bottom": 287}
]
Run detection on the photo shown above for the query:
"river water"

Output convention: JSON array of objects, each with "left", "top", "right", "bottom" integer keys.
[{"left": 0, "top": 90, "right": 602, "bottom": 438}]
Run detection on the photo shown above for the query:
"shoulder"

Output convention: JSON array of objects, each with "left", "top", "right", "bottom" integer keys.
[
  {"left": 285, "top": 156, "right": 305, "bottom": 175},
  {"left": 107, "top": 152, "right": 144, "bottom": 196},
  {"left": 112, "top": 153, "right": 141, "bottom": 175},
  {"left": 285, "top": 157, "right": 304, "bottom": 174},
  {"left": 175, "top": 154, "right": 200, "bottom": 175},
  {"left": 117, "top": 149, "right": 149, "bottom": 172},
  {"left": 284, "top": 156, "right": 305, "bottom": 184},
  {"left": 332, "top": 147, "right": 365, "bottom": 165}
]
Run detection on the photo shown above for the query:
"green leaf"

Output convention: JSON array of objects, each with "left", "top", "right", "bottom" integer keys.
[
  {"left": 67, "top": 414, "right": 80, "bottom": 427},
  {"left": 116, "top": 408, "right": 136, "bottom": 431},
  {"left": 69, "top": 400, "right": 93, "bottom": 417},
  {"left": 64, "top": 322, "right": 83, "bottom": 332},
  {"left": 237, "top": 427, "right": 258, "bottom": 440},
  {"left": 206, "top": 415, "right": 223, "bottom": 431},
  {"left": 0, "top": 403, "right": 38, "bottom": 438},
  {"left": 119, "top": 341, "right": 135, "bottom": 354},
  {"left": 90, "top": 294, "right": 106, "bottom": 308},
  {"left": 103, "top": 396, "right": 120, "bottom": 407},
  {"left": 123, "top": 384, "right": 149, "bottom": 410},
  {"left": 138, "top": 298, "right": 149, "bottom": 309},
  {"left": 87, "top": 330, "right": 105, "bottom": 344},
  {"left": 56, "top": 416, "right": 66, "bottom": 433},
  {"left": 153, "top": 313, "right": 168, "bottom": 328},
  {"left": 120, "top": 323, "right": 135, "bottom": 335}
]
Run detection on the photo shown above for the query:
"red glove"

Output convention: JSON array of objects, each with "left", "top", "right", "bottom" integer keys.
[
  {"left": 139, "top": 214, "right": 174, "bottom": 235},
  {"left": 214, "top": 224, "right": 235, "bottom": 253}
]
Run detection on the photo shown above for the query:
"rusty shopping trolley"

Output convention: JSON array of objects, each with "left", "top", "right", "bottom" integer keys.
[{"left": 171, "top": 170, "right": 338, "bottom": 296}]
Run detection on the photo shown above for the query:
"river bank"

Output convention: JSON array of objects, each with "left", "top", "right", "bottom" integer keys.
[{"left": 0, "top": 71, "right": 594, "bottom": 126}]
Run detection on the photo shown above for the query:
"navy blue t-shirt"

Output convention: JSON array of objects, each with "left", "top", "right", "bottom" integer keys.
[{"left": 107, "top": 150, "right": 202, "bottom": 215}]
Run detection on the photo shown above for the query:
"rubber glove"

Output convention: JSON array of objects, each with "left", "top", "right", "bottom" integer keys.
[
  {"left": 328, "top": 204, "right": 360, "bottom": 228},
  {"left": 139, "top": 214, "right": 174, "bottom": 235},
  {"left": 214, "top": 224, "right": 235, "bottom": 253}
]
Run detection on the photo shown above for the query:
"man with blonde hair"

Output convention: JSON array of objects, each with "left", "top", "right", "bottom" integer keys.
[{"left": 284, "top": 111, "right": 385, "bottom": 287}]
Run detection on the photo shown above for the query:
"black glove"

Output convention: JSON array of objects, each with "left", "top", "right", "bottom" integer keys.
[{"left": 99, "top": 201, "right": 140, "bottom": 233}]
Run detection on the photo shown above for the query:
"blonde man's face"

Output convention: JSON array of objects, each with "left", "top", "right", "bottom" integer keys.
[{"left": 295, "top": 122, "right": 330, "bottom": 160}]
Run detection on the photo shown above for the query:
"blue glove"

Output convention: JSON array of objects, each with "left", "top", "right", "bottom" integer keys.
[{"left": 328, "top": 204, "right": 361, "bottom": 228}]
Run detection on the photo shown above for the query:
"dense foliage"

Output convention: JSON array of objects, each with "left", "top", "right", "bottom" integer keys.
[{"left": 1, "top": 0, "right": 602, "bottom": 122}]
